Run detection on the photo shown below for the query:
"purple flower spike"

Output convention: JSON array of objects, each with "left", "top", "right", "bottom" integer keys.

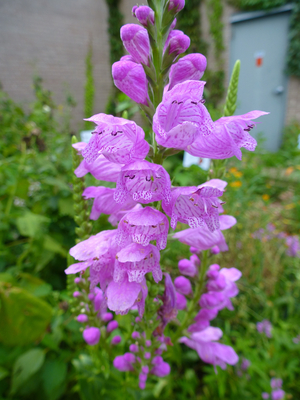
[
  {"left": 117, "top": 206, "right": 169, "bottom": 250},
  {"left": 113, "top": 353, "right": 136, "bottom": 371},
  {"left": 151, "top": 356, "right": 171, "bottom": 377},
  {"left": 271, "top": 390, "right": 285, "bottom": 400},
  {"left": 163, "top": 179, "right": 226, "bottom": 230},
  {"left": 134, "top": 6, "right": 155, "bottom": 27},
  {"left": 82, "top": 114, "right": 149, "bottom": 165},
  {"left": 187, "top": 111, "right": 269, "bottom": 160},
  {"left": 165, "top": 30, "right": 190, "bottom": 56},
  {"left": 168, "top": 0, "right": 185, "bottom": 12},
  {"left": 169, "top": 53, "right": 207, "bottom": 90},
  {"left": 173, "top": 214, "right": 237, "bottom": 252},
  {"left": 82, "top": 186, "right": 137, "bottom": 221},
  {"left": 153, "top": 80, "right": 214, "bottom": 149},
  {"left": 114, "top": 160, "right": 172, "bottom": 205},
  {"left": 114, "top": 243, "right": 162, "bottom": 283},
  {"left": 120, "top": 24, "right": 150, "bottom": 65},
  {"left": 112, "top": 60, "right": 149, "bottom": 105},
  {"left": 174, "top": 276, "right": 192, "bottom": 295},
  {"left": 83, "top": 327, "right": 101, "bottom": 346},
  {"left": 106, "top": 276, "right": 148, "bottom": 316}
]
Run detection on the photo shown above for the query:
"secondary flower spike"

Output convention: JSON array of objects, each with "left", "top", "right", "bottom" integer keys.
[
  {"left": 116, "top": 206, "right": 169, "bottom": 250},
  {"left": 162, "top": 179, "right": 226, "bottom": 230},
  {"left": 120, "top": 24, "right": 150, "bottom": 65},
  {"left": 114, "top": 243, "right": 162, "bottom": 283},
  {"left": 153, "top": 80, "right": 214, "bottom": 149},
  {"left": 168, "top": 53, "right": 207, "bottom": 90},
  {"left": 114, "top": 160, "right": 172, "bottom": 205},
  {"left": 112, "top": 60, "right": 149, "bottom": 105},
  {"left": 81, "top": 114, "right": 149, "bottom": 165},
  {"left": 187, "top": 111, "right": 269, "bottom": 160}
]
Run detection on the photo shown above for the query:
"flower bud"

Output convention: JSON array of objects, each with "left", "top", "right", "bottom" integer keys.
[
  {"left": 134, "top": 6, "right": 155, "bottom": 27},
  {"left": 111, "top": 335, "right": 122, "bottom": 345},
  {"left": 112, "top": 60, "right": 148, "bottom": 105},
  {"left": 271, "top": 390, "right": 285, "bottom": 400},
  {"left": 102, "top": 312, "right": 113, "bottom": 322},
  {"left": 77, "top": 314, "right": 88, "bottom": 323},
  {"left": 83, "top": 327, "right": 100, "bottom": 346},
  {"left": 169, "top": 53, "right": 207, "bottom": 90},
  {"left": 142, "top": 366, "right": 149, "bottom": 374},
  {"left": 120, "top": 24, "right": 150, "bottom": 65},
  {"left": 174, "top": 276, "right": 192, "bottom": 295},
  {"left": 151, "top": 356, "right": 171, "bottom": 377},
  {"left": 165, "top": 30, "right": 190, "bottom": 56},
  {"left": 195, "top": 308, "right": 218, "bottom": 321},
  {"left": 107, "top": 320, "right": 118, "bottom": 333},
  {"left": 168, "top": 0, "right": 185, "bottom": 12},
  {"left": 178, "top": 259, "right": 197, "bottom": 277},
  {"left": 144, "top": 352, "right": 151, "bottom": 359},
  {"left": 211, "top": 245, "right": 220, "bottom": 255},
  {"left": 88, "top": 293, "right": 95, "bottom": 301},
  {"left": 189, "top": 246, "right": 198, "bottom": 254},
  {"left": 132, "top": 331, "right": 140, "bottom": 340},
  {"left": 187, "top": 319, "right": 209, "bottom": 333},
  {"left": 73, "top": 291, "right": 81, "bottom": 298},
  {"left": 129, "top": 344, "right": 139, "bottom": 352},
  {"left": 113, "top": 353, "right": 135, "bottom": 371},
  {"left": 206, "top": 275, "right": 227, "bottom": 292},
  {"left": 206, "top": 264, "right": 220, "bottom": 279},
  {"left": 74, "top": 277, "right": 81, "bottom": 284},
  {"left": 145, "top": 340, "right": 151, "bottom": 347},
  {"left": 176, "top": 292, "right": 187, "bottom": 310},
  {"left": 200, "top": 292, "right": 225, "bottom": 309}
]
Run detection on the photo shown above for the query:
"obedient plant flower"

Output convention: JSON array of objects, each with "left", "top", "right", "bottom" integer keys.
[
  {"left": 116, "top": 206, "right": 169, "bottom": 250},
  {"left": 65, "top": 230, "right": 118, "bottom": 290},
  {"left": 174, "top": 276, "right": 192, "bottom": 295},
  {"left": 114, "top": 160, "right": 172, "bottom": 204},
  {"left": 73, "top": 143, "right": 122, "bottom": 182},
  {"left": 112, "top": 60, "right": 149, "bottom": 105},
  {"left": 180, "top": 327, "right": 238, "bottom": 369},
  {"left": 114, "top": 353, "right": 136, "bottom": 371},
  {"left": 168, "top": 53, "right": 207, "bottom": 90},
  {"left": 106, "top": 276, "right": 148, "bottom": 316},
  {"left": 162, "top": 179, "right": 226, "bottom": 230},
  {"left": 164, "top": 30, "right": 190, "bottom": 56},
  {"left": 173, "top": 214, "right": 237, "bottom": 252},
  {"left": 108, "top": 204, "right": 143, "bottom": 227},
  {"left": 114, "top": 243, "right": 162, "bottom": 283},
  {"left": 83, "top": 327, "right": 101, "bottom": 346},
  {"left": 82, "top": 186, "right": 137, "bottom": 221},
  {"left": 150, "top": 356, "right": 171, "bottom": 377},
  {"left": 178, "top": 254, "right": 200, "bottom": 277},
  {"left": 133, "top": 5, "right": 155, "bottom": 27},
  {"left": 168, "top": 0, "right": 185, "bottom": 12},
  {"left": 187, "top": 111, "right": 269, "bottom": 160},
  {"left": 257, "top": 319, "right": 272, "bottom": 338},
  {"left": 157, "top": 274, "right": 178, "bottom": 332},
  {"left": 153, "top": 80, "right": 214, "bottom": 149},
  {"left": 120, "top": 24, "right": 150, "bottom": 65},
  {"left": 82, "top": 114, "right": 149, "bottom": 165}
]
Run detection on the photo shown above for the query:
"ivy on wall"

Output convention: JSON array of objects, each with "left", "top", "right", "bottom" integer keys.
[{"left": 84, "top": 43, "right": 95, "bottom": 129}]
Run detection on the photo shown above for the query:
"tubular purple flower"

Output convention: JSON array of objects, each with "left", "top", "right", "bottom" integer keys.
[
  {"left": 81, "top": 114, "right": 149, "bottom": 165},
  {"left": 116, "top": 206, "right": 169, "bottom": 250},
  {"left": 187, "top": 111, "right": 269, "bottom": 160},
  {"left": 114, "top": 160, "right": 172, "bottom": 205},
  {"left": 120, "top": 24, "right": 150, "bottom": 65},
  {"left": 114, "top": 243, "right": 162, "bottom": 284},
  {"left": 113, "top": 353, "right": 136, "bottom": 371},
  {"left": 174, "top": 276, "right": 192, "bottom": 295},
  {"left": 134, "top": 6, "right": 155, "bottom": 27},
  {"left": 187, "top": 319, "right": 210, "bottom": 333},
  {"left": 111, "top": 335, "right": 122, "bottom": 345},
  {"left": 162, "top": 179, "right": 226, "bottom": 230},
  {"left": 168, "top": 53, "right": 207, "bottom": 90},
  {"left": 168, "top": 0, "right": 185, "bottom": 12},
  {"left": 106, "top": 276, "right": 148, "bottom": 316},
  {"left": 112, "top": 60, "right": 149, "bottom": 105},
  {"left": 164, "top": 30, "right": 190, "bottom": 56},
  {"left": 83, "top": 327, "right": 101, "bottom": 346},
  {"left": 82, "top": 186, "right": 137, "bottom": 221},
  {"left": 200, "top": 292, "right": 226, "bottom": 309},
  {"left": 153, "top": 80, "right": 214, "bottom": 149}
]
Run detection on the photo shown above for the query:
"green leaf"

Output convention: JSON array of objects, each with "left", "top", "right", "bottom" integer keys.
[
  {"left": 58, "top": 197, "right": 74, "bottom": 216},
  {"left": 0, "top": 284, "right": 52, "bottom": 346},
  {"left": 41, "top": 359, "right": 67, "bottom": 400},
  {"left": 16, "top": 211, "right": 50, "bottom": 238},
  {"left": 11, "top": 348, "right": 45, "bottom": 394},
  {"left": 43, "top": 235, "right": 67, "bottom": 257},
  {"left": 18, "top": 273, "right": 52, "bottom": 297},
  {"left": 0, "top": 365, "right": 9, "bottom": 381}
]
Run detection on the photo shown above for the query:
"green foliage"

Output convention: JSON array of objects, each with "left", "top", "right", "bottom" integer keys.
[
  {"left": 206, "top": 0, "right": 225, "bottom": 63},
  {"left": 84, "top": 44, "right": 95, "bottom": 129},
  {"left": 228, "top": 0, "right": 286, "bottom": 11},
  {"left": 105, "top": 0, "right": 124, "bottom": 65},
  {"left": 223, "top": 59, "right": 241, "bottom": 116},
  {"left": 286, "top": 3, "right": 300, "bottom": 78},
  {"left": 203, "top": 69, "right": 225, "bottom": 109}
]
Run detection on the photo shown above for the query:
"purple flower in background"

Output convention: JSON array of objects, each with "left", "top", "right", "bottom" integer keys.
[
  {"left": 164, "top": 30, "right": 190, "bottom": 56},
  {"left": 271, "top": 389, "right": 285, "bottom": 400},
  {"left": 120, "top": 24, "right": 150, "bottom": 65},
  {"left": 111, "top": 335, "right": 122, "bottom": 345},
  {"left": 106, "top": 276, "right": 148, "bottom": 316},
  {"left": 174, "top": 214, "right": 237, "bottom": 252},
  {"left": 168, "top": 0, "right": 185, "bottom": 12},
  {"left": 153, "top": 80, "right": 213, "bottom": 149},
  {"left": 174, "top": 276, "right": 192, "bottom": 295},
  {"left": 82, "top": 114, "right": 149, "bottom": 165},
  {"left": 83, "top": 327, "right": 101, "bottom": 346},
  {"left": 112, "top": 60, "right": 149, "bottom": 105},
  {"left": 176, "top": 292, "right": 187, "bottom": 310},
  {"left": 286, "top": 235, "right": 300, "bottom": 258},
  {"left": 133, "top": 5, "right": 155, "bottom": 26},
  {"left": 178, "top": 255, "right": 199, "bottom": 277},
  {"left": 82, "top": 186, "right": 137, "bottom": 221},
  {"left": 107, "top": 320, "right": 119, "bottom": 333},
  {"left": 257, "top": 319, "right": 272, "bottom": 338},
  {"left": 168, "top": 53, "right": 207, "bottom": 90},
  {"left": 114, "top": 353, "right": 136, "bottom": 371},
  {"left": 150, "top": 356, "right": 171, "bottom": 377},
  {"left": 73, "top": 143, "right": 122, "bottom": 182},
  {"left": 162, "top": 179, "right": 226, "bottom": 230},
  {"left": 262, "top": 393, "right": 270, "bottom": 399},
  {"left": 157, "top": 273, "right": 178, "bottom": 332},
  {"left": 114, "top": 160, "right": 171, "bottom": 205},
  {"left": 116, "top": 206, "right": 169, "bottom": 250},
  {"left": 271, "top": 378, "right": 283, "bottom": 389},
  {"left": 180, "top": 326, "right": 239, "bottom": 369},
  {"left": 187, "top": 111, "right": 269, "bottom": 160},
  {"left": 241, "top": 358, "right": 251, "bottom": 371},
  {"left": 114, "top": 243, "right": 162, "bottom": 284}
]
